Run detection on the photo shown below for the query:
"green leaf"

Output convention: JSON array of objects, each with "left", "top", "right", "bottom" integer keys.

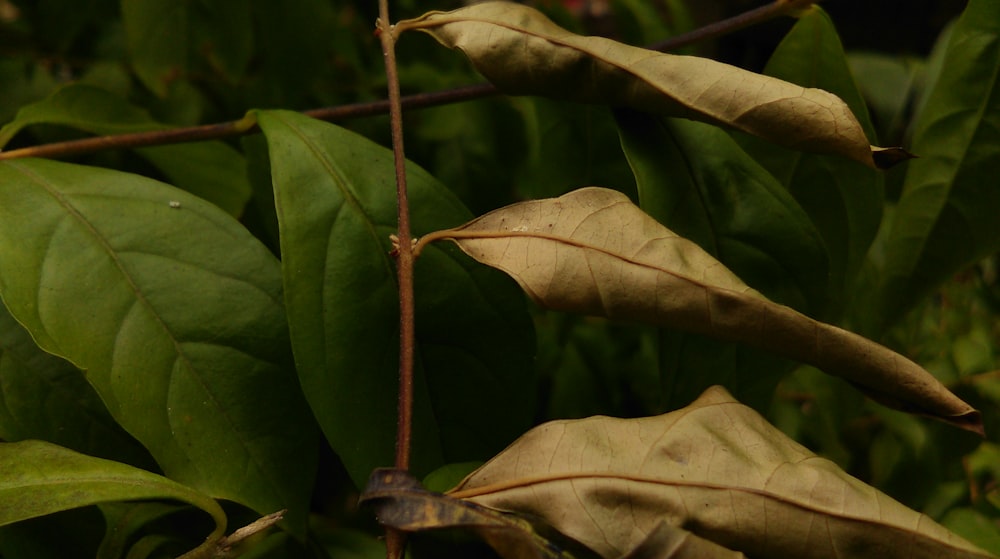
[
  {"left": 617, "top": 113, "right": 829, "bottom": 408},
  {"left": 847, "top": 51, "right": 925, "bottom": 144},
  {"left": 188, "top": 0, "right": 253, "bottom": 83},
  {"left": 121, "top": 0, "right": 188, "bottom": 97},
  {"left": 254, "top": 110, "right": 535, "bottom": 488},
  {"left": 857, "top": 0, "right": 1000, "bottom": 334},
  {"left": 0, "top": 158, "right": 317, "bottom": 533},
  {"left": 736, "top": 7, "right": 882, "bottom": 317},
  {"left": 941, "top": 508, "right": 1000, "bottom": 556},
  {"left": 620, "top": 114, "right": 829, "bottom": 314},
  {"left": 0, "top": 440, "right": 226, "bottom": 558},
  {"left": 0, "top": 84, "right": 251, "bottom": 216},
  {"left": 513, "top": 98, "right": 636, "bottom": 201},
  {"left": 96, "top": 501, "right": 194, "bottom": 559},
  {"left": 121, "top": 0, "right": 252, "bottom": 95},
  {"left": 0, "top": 302, "right": 156, "bottom": 469}
]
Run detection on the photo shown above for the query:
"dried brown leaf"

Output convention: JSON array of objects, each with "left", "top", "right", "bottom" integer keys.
[
  {"left": 360, "top": 468, "right": 595, "bottom": 559},
  {"left": 447, "top": 386, "right": 995, "bottom": 559},
  {"left": 396, "top": 2, "right": 910, "bottom": 169},
  {"left": 622, "top": 522, "right": 746, "bottom": 559},
  {"left": 416, "top": 187, "right": 982, "bottom": 434}
]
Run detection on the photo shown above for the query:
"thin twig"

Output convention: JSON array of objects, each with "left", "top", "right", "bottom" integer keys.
[
  {"left": 0, "top": 0, "right": 815, "bottom": 162},
  {"left": 649, "top": 0, "right": 819, "bottom": 52},
  {"left": 378, "top": 0, "right": 414, "bottom": 482},
  {"left": 378, "top": 0, "right": 414, "bottom": 556}
]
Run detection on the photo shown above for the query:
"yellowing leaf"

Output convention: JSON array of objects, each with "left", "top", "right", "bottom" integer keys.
[
  {"left": 396, "top": 2, "right": 908, "bottom": 169},
  {"left": 415, "top": 187, "right": 981, "bottom": 434},
  {"left": 447, "top": 386, "right": 995, "bottom": 559}
]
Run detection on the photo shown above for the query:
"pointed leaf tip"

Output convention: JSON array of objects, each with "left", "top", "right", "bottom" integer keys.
[{"left": 872, "top": 146, "right": 916, "bottom": 169}]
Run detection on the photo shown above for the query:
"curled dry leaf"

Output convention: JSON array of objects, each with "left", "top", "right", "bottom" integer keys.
[
  {"left": 360, "top": 468, "right": 597, "bottom": 559},
  {"left": 396, "top": 2, "right": 910, "bottom": 169},
  {"left": 447, "top": 386, "right": 995, "bottom": 559},
  {"left": 415, "top": 187, "right": 982, "bottom": 434}
]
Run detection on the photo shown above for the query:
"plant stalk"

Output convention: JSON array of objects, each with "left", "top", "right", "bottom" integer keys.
[
  {"left": 377, "top": 0, "right": 414, "bottom": 555},
  {"left": 378, "top": 0, "right": 414, "bottom": 479}
]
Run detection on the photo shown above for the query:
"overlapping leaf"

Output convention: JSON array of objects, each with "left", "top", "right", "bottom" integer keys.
[
  {"left": 362, "top": 468, "right": 589, "bottom": 559},
  {"left": 446, "top": 386, "right": 994, "bottom": 559},
  {"left": 396, "top": 1, "right": 904, "bottom": 168},
  {"left": 0, "top": 440, "right": 226, "bottom": 559},
  {"left": 254, "top": 110, "right": 535, "bottom": 488},
  {"left": 854, "top": 0, "right": 1000, "bottom": 334},
  {"left": 734, "top": 7, "right": 883, "bottom": 315},
  {"left": 0, "top": 158, "right": 317, "bottom": 532},
  {"left": 416, "top": 187, "right": 981, "bottom": 433},
  {"left": 0, "top": 84, "right": 251, "bottom": 216},
  {"left": 0, "top": 303, "right": 155, "bottom": 469},
  {"left": 617, "top": 112, "right": 829, "bottom": 409}
]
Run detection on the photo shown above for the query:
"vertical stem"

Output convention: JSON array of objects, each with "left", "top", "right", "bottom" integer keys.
[
  {"left": 378, "top": 0, "right": 414, "bottom": 475},
  {"left": 377, "top": 0, "right": 413, "bottom": 557}
]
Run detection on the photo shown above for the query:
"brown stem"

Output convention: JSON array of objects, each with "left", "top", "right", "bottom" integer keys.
[
  {"left": 0, "top": 85, "right": 498, "bottom": 162},
  {"left": 378, "top": 0, "right": 414, "bottom": 481},
  {"left": 378, "top": 0, "right": 414, "bottom": 556}
]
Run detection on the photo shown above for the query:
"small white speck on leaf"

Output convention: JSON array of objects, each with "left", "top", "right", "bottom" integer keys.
[{"left": 169, "top": 200, "right": 181, "bottom": 209}]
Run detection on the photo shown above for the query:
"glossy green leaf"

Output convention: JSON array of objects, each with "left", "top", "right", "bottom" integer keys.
[
  {"left": 0, "top": 158, "right": 317, "bottom": 532},
  {"left": 617, "top": 113, "right": 829, "bottom": 408},
  {"left": 736, "top": 7, "right": 882, "bottom": 317},
  {"left": 856, "top": 0, "right": 1000, "bottom": 334},
  {"left": 0, "top": 440, "right": 226, "bottom": 558},
  {"left": 0, "top": 84, "right": 251, "bottom": 216},
  {"left": 254, "top": 110, "right": 535, "bottom": 487},
  {"left": 0, "top": 302, "right": 155, "bottom": 470}
]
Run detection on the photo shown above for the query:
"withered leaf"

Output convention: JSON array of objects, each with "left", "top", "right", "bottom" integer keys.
[
  {"left": 396, "top": 2, "right": 909, "bottom": 169},
  {"left": 447, "top": 386, "right": 995, "bottom": 559},
  {"left": 360, "top": 468, "right": 596, "bottom": 559},
  {"left": 415, "top": 187, "right": 982, "bottom": 434},
  {"left": 622, "top": 522, "right": 746, "bottom": 559}
]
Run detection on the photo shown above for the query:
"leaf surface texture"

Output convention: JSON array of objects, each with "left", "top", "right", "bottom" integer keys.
[{"left": 449, "top": 386, "right": 993, "bottom": 559}]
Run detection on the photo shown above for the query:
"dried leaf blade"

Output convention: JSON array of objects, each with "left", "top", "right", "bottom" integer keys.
[
  {"left": 361, "top": 468, "right": 594, "bottom": 559},
  {"left": 397, "top": 2, "right": 896, "bottom": 168},
  {"left": 417, "top": 187, "right": 981, "bottom": 434},
  {"left": 448, "top": 386, "right": 994, "bottom": 559}
]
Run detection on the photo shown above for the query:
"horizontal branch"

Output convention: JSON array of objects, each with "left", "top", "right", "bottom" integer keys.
[
  {"left": 0, "top": 84, "right": 498, "bottom": 161},
  {"left": 0, "top": 0, "right": 811, "bottom": 162}
]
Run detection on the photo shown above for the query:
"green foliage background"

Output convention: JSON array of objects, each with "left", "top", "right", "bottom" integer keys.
[{"left": 0, "top": 0, "right": 999, "bottom": 556}]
